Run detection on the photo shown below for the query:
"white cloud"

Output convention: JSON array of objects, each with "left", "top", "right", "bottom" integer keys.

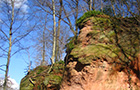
[
  {"left": 0, "top": 77, "right": 19, "bottom": 90},
  {"left": 8, "top": 78, "right": 19, "bottom": 89},
  {"left": 20, "top": 3, "right": 28, "bottom": 13},
  {"left": 0, "top": 0, "right": 28, "bottom": 13}
]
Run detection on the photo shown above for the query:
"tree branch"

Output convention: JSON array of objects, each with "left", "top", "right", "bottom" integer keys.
[{"left": 0, "top": 29, "right": 9, "bottom": 40}]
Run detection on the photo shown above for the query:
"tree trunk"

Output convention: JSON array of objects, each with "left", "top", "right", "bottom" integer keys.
[
  {"left": 41, "top": 22, "right": 46, "bottom": 65},
  {"left": 120, "top": 0, "right": 124, "bottom": 17},
  {"left": 75, "top": 0, "right": 79, "bottom": 36},
  {"left": 41, "top": 15, "right": 47, "bottom": 65},
  {"left": 3, "top": 0, "right": 14, "bottom": 90},
  {"left": 111, "top": 0, "right": 116, "bottom": 16},
  {"left": 55, "top": 0, "right": 63, "bottom": 62},
  {"left": 92, "top": 0, "right": 95, "bottom": 10},
  {"left": 89, "top": 0, "right": 92, "bottom": 11},
  {"left": 51, "top": 0, "right": 56, "bottom": 64},
  {"left": 101, "top": 0, "right": 103, "bottom": 12},
  {"left": 136, "top": 0, "right": 140, "bottom": 15}
]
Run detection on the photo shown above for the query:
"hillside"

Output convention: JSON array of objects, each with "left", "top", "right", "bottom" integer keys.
[
  {"left": 20, "top": 12, "right": 140, "bottom": 90},
  {"left": 20, "top": 61, "right": 65, "bottom": 90}
]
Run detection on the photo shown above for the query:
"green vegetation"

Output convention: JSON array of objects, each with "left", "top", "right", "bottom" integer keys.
[
  {"left": 44, "top": 75, "right": 62, "bottom": 86},
  {"left": 20, "top": 61, "right": 65, "bottom": 90},
  {"left": 76, "top": 10, "right": 104, "bottom": 28},
  {"left": 65, "top": 36, "right": 79, "bottom": 53},
  {"left": 70, "top": 13, "right": 139, "bottom": 67},
  {"left": 71, "top": 44, "right": 118, "bottom": 64}
]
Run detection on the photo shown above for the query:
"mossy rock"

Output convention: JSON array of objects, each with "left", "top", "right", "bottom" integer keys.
[
  {"left": 78, "top": 55, "right": 96, "bottom": 64},
  {"left": 76, "top": 10, "right": 105, "bottom": 29},
  {"left": 70, "top": 43, "right": 118, "bottom": 64},
  {"left": 44, "top": 75, "right": 62, "bottom": 85},
  {"left": 20, "top": 61, "right": 65, "bottom": 90},
  {"left": 20, "top": 75, "right": 34, "bottom": 90},
  {"left": 73, "top": 15, "right": 139, "bottom": 65}
]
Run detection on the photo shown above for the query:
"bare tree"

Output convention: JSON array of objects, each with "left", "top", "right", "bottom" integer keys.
[
  {"left": 83, "top": 0, "right": 95, "bottom": 11},
  {"left": 0, "top": 0, "right": 34, "bottom": 89},
  {"left": 3, "top": 1, "right": 15, "bottom": 89},
  {"left": 75, "top": 0, "right": 79, "bottom": 35},
  {"left": 51, "top": 0, "right": 56, "bottom": 64},
  {"left": 41, "top": 15, "right": 47, "bottom": 66},
  {"left": 55, "top": 0, "right": 63, "bottom": 62}
]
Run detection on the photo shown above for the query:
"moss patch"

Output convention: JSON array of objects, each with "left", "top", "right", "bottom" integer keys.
[
  {"left": 70, "top": 43, "right": 119, "bottom": 64},
  {"left": 76, "top": 10, "right": 104, "bottom": 28},
  {"left": 20, "top": 61, "right": 65, "bottom": 90}
]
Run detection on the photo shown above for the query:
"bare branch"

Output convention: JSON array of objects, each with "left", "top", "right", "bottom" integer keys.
[
  {"left": 0, "top": 29, "right": 9, "bottom": 40},
  {"left": 0, "top": 47, "right": 8, "bottom": 53},
  {"left": 0, "top": 64, "right": 6, "bottom": 67},
  {"left": 0, "top": 68, "right": 5, "bottom": 72}
]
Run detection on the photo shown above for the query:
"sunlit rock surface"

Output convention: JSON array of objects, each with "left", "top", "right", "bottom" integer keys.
[
  {"left": 61, "top": 16, "right": 140, "bottom": 90},
  {"left": 20, "top": 15, "right": 140, "bottom": 90}
]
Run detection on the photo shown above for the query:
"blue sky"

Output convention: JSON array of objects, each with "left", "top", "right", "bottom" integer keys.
[
  {"left": 0, "top": 0, "right": 32, "bottom": 86},
  {"left": 0, "top": 0, "right": 69, "bottom": 86},
  {"left": 0, "top": 0, "right": 91, "bottom": 87},
  {"left": 0, "top": 54, "right": 26, "bottom": 85},
  {"left": 0, "top": 44, "right": 33, "bottom": 85}
]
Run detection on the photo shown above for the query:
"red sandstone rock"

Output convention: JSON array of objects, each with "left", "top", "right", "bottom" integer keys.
[{"left": 61, "top": 19, "right": 140, "bottom": 90}]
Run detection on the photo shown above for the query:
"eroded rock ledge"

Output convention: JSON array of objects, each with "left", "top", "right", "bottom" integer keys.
[{"left": 61, "top": 16, "right": 140, "bottom": 90}]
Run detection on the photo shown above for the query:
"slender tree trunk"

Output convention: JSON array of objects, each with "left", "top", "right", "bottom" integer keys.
[
  {"left": 89, "top": 0, "right": 92, "bottom": 11},
  {"left": 120, "top": 0, "right": 124, "bottom": 17},
  {"left": 51, "top": 0, "right": 56, "bottom": 64},
  {"left": 136, "top": 0, "right": 140, "bottom": 15},
  {"left": 27, "top": 50, "right": 31, "bottom": 72},
  {"left": 41, "top": 15, "right": 47, "bottom": 65},
  {"left": 55, "top": 0, "right": 63, "bottom": 62},
  {"left": 101, "top": 0, "right": 103, "bottom": 12},
  {"left": 111, "top": 0, "right": 116, "bottom": 16},
  {"left": 41, "top": 23, "right": 46, "bottom": 65},
  {"left": 3, "top": 0, "right": 14, "bottom": 90},
  {"left": 92, "top": 0, "right": 95, "bottom": 10},
  {"left": 75, "top": 0, "right": 79, "bottom": 35}
]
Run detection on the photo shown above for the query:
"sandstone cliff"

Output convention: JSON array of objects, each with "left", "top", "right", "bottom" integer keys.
[
  {"left": 20, "top": 14, "right": 140, "bottom": 90},
  {"left": 61, "top": 15, "right": 140, "bottom": 90}
]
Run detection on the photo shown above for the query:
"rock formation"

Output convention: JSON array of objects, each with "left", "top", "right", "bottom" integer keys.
[
  {"left": 20, "top": 15, "right": 140, "bottom": 90},
  {"left": 60, "top": 16, "right": 140, "bottom": 90}
]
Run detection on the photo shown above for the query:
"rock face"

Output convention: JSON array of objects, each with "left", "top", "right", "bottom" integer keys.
[
  {"left": 61, "top": 59, "right": 140, "bottom": 90},
  {"left": 20, "top": 15, "right": 140, "bottom": 90},
  {"left": 60, "top": 16, "right": 140, "bottom": 90}
]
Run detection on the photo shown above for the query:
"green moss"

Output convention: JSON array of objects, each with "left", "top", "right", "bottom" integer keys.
[
  {"left": 36, "top": 67, "right": 45, "bottom": 74},
  {"left": 20, "top": 61, "right": 65, "bottom": 90},
  {"left": 76, "top": 10, "right": 104, "bottom": 25},
  {"left": 91, "top": 17, "right": 112, "bottom": 29},
  {"left": 50, "top": 75, "right": 62, "bottom": 85},
  {"left": 78, "top": 55, "right": 95, "bottom": 64},
  {"left": 20, "top": 76, "right": 34, "bottom": 90},
  {"left": 43, "top": 75, "right": 62, "bottom": 89},
  {"left": 76, "top": 10, "right": 104, "bottom": 28},
  {"left": 66, "top": 36, "right": 78, "bottom": 53},
  {"left": 71, "top": 43, "right": 118, "bottom": 64}
]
